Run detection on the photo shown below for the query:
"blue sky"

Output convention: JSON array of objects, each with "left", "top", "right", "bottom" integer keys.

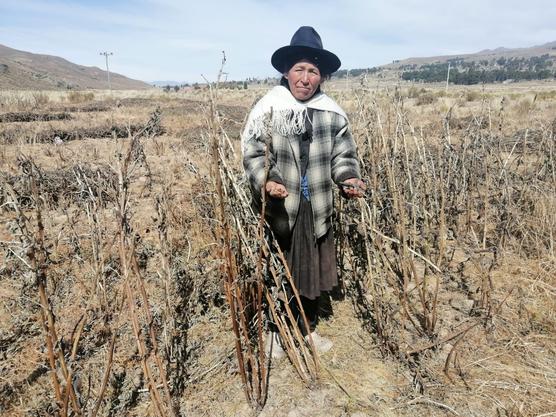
[{"left": 1, "top": 0, "right": 555, "bottom": 83}]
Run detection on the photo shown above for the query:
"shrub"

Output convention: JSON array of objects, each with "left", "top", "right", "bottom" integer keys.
[
  {"left": 407, "top": 86, "right": 427, "bottom": 99},
  {"left": 536, "top": 90, "right": 556, "bottom": 101},
  {"left": 32, "top": 92, "right": 50, "bottom": 106},
  {"left": 416, "top": 92, "right": 437, "bottom": 106},
  {"left": 465, "top": 90, "right": 481, "bottom": 102},
  {"left": 67, "top": 91, "right": 95, "bottom": 103},
  {"left": 513, "top": 98, "right": 535, "bottom": 117}
]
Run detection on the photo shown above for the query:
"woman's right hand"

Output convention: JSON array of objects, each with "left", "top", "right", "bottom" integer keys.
[{"left": 265, "top": 181, "right": 288, "bottom": 199}]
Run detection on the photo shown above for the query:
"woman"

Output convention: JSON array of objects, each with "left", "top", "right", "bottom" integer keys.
[{"left": 242, "top": 26, "right": 364, "bottom": 356}]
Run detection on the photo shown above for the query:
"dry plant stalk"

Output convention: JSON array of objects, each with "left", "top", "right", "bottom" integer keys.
[
  {"left": 216, "top": 148, "right": 320, "bottom": 388},
  {"left": 217, "top": 147, "right": 320, "bottom": 383},
  {"left": 206, "top": 52, "right": 268, "bottom": 408},
  {"left": 0, "top": 110, "right": 179, "bottom": 415},
  {"left": 340, "top": 87, "right": 555, "bottom": 392},
  {"left": 73, "top": 164, "right": 111, "bottom": 312},
  {"left": 206, "top": 53, "right": 318, "bottom": 410},
  {"left": 90, "top": 333, "right": 117, "bottom": 417},
  {"left": 113, "top": 122, "right": 178, "bottom": 417},
  {"left": 2, "top": 158, "right": 83, "bottom": 416},
  {"left": 154, "top": 185, "right": 190, "bottom": 397}
]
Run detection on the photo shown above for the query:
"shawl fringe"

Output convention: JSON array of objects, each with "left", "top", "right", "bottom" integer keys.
[{"left": 241, "top": 86, "right": 347, "bottom": 152}]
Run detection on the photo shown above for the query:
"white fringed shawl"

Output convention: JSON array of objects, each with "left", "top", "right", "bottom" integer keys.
[{"left": 241, "top": 85, "right": 347, "bottom": 151}]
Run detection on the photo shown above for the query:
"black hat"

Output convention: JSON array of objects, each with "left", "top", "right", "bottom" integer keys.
[{"left": 271, "top": 26, "right": 341, "bottom": 75}]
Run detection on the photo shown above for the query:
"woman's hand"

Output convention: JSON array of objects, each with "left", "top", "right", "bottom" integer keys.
[
  {"left": 265, "top": 180, "right": 289, "bottom": 199},
  {"left": 340, "top": 178, "right": 366, "bottom": 198}
]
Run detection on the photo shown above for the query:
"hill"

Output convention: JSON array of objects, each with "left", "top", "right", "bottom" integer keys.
[
  {"left": 0, "top": 44, "right": 151, "bottom": 90},
  {"left": 384, "top": 40, "right": 556, "bottom": 69},
  {"left": 336, "top": 41, "right": 556, "bottom": 84}
]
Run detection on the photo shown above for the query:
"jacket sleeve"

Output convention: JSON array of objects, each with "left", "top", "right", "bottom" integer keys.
[
  {"left": 242, "top": 133, "right": 284, "bottom": 198},
  {"left": 330, "top": 115, "right": 361, "bottom": 183}
]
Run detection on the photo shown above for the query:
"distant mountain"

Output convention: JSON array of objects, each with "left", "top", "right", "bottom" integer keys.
[
  {"left": 382, "top": 40, "right": 556, "bottom": 69},
  {"left": 334, "top": 41, "right": 556, "bottom": 85},
  {"left": 0, "top": 44, "right": 151, "bottom": 90}
]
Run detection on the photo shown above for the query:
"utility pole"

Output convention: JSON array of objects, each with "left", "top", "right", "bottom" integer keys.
[
  {"left": 100, "top": 51, "right": 113, "bottom": 92},
  {"left": 446, "top": 62, "right": 451, "bottom": 92}
]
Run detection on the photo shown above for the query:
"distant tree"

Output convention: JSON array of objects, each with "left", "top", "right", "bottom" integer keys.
[
  {"left": 174, "top": 85, "right": 180, "bottom": 92},
  {"left": 401, "top": 54, "right": 556, "bottom": 85}
]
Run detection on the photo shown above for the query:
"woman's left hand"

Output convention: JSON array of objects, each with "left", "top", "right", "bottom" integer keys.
[{"left": 340, "top": 178, "right": 366, "bottom": 198}]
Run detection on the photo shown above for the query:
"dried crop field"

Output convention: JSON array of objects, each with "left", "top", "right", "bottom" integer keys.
[{"left": 0, "top": 80, "right": 555, "bottom": 417}]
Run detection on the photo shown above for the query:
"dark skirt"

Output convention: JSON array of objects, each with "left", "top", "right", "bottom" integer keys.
[{"left": 279, "top": 197, "right": 337, "bottom": 300}]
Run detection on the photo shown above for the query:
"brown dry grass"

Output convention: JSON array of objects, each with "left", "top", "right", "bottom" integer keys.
[{"left": 0, "top": 80, "right": 555, "bottom": 416}]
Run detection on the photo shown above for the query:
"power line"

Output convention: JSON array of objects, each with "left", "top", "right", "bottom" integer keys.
[{"left": 99, "top": 51, "right": 114, "bottom": 92}]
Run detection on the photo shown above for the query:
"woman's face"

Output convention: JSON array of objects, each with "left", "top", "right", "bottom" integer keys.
[{"left": 285, "top": 59, "right": 323, "bottom": 101}]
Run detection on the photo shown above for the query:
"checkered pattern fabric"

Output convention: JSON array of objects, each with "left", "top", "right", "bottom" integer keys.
[{"left": 243, "top": 109, "right": 360, "bottom": 239}]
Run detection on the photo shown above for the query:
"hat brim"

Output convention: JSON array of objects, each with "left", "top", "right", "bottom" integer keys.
[{"left": 271, "top": 45, "right": 341, "bottom": 75}]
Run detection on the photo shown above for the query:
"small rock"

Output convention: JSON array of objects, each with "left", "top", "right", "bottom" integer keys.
[
  {"left": 450, "top": 298, "right": 474, "bottom": 312},
  {"left": 441, "top": 342, "right": 454, "bottom": 356}
]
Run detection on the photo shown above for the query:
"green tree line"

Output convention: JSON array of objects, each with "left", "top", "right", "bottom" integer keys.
[{"left": 400, "top": 55, "right": 556, "bottom": 84}]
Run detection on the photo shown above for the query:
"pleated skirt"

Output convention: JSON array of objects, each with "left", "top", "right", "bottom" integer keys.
[{"left": 281, "top": 197, "right": 337, "bottom": 300}]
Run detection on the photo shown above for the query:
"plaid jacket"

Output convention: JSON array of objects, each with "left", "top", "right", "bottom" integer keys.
[{"left": 242, "top": 109, "right": 360, "bottom": 239}]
